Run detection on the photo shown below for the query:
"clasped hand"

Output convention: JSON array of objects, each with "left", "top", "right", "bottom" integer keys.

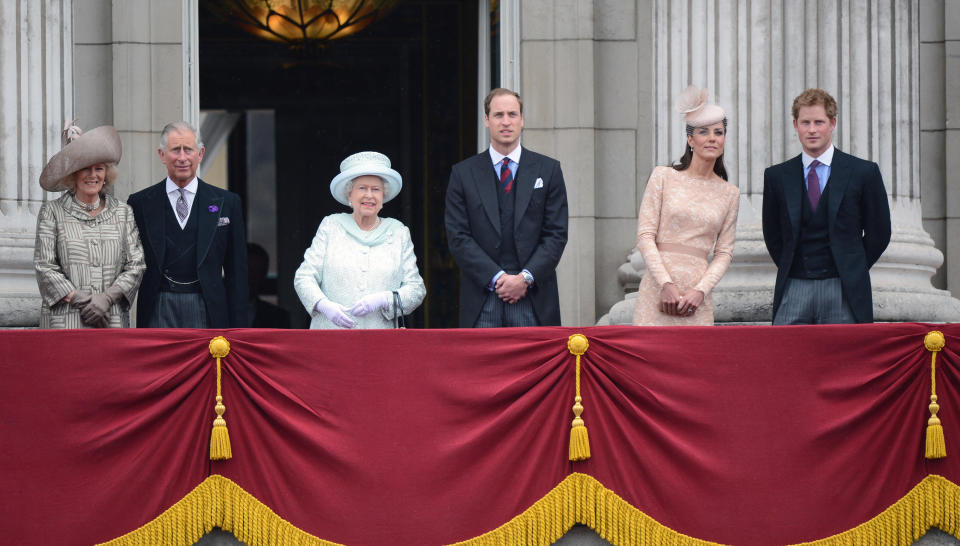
[
  {"left": 316, "top": 291, "right": 393, "bottom": 329},
  {"left": 659, "top": 282, "right": 704, "bottom": 316},
  {"left": 495, "top": 274, "right": 527, "bottom": 304},
  {"left": 67, "top": 287, "right": 123, "bottom": 328}
]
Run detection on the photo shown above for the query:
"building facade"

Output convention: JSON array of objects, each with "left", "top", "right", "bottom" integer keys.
[
  {"left": 2, "top": 0, "right": 959, "bottom": 329},
  {"left": 3, "top": 2, "right": 960, "bottom": 544}
]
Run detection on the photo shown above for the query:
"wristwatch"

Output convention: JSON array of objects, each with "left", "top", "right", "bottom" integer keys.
[{"left": 520, "top": 270, "right": 534, "bottom": 286}]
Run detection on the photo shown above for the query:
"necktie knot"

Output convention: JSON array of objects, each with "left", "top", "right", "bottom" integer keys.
[{"left": 500, "top": 158, "right": 514, "bottom": 194}]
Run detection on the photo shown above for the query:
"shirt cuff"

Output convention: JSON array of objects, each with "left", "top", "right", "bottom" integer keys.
[{"left": 489, "top": 270, "right": 506, "bottom": 291}]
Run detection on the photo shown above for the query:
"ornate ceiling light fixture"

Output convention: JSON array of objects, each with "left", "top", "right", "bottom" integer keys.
[{"left": 207, "top": 0, "right": 397, "bottom": 49}]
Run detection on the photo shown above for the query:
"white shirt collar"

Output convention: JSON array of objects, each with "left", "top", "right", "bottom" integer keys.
[
  {"left": 489, "top": 144, "right": 522, "bottom": 166},
  {"left": 802, "top": 145, "right": 834, "bottom": 169},
  {"left": 166, "top": 176, "right": 199, "bottom": 195}
]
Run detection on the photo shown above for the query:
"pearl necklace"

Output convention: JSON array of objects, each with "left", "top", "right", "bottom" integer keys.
[
  {"left": 356, "top": 216, "right": 381, "bottom": 231},
  {"left": 75, "top": 195, "right": 101, "bottom": 212}
]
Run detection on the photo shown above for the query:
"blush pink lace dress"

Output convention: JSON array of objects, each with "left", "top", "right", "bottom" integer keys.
[{"left": 632, "top": 166, "right": 740, "bottom": 326}]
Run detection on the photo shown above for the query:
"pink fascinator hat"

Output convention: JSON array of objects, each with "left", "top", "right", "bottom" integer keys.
[{"left": 674, "top": 86, "right": 726, "bottom": 128}]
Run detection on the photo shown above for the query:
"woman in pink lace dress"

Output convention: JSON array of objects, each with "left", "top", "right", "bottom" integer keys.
[{"left": 633, "top": 86, "right": 740, "bottom": 326}]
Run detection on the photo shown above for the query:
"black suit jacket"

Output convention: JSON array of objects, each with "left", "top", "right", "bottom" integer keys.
[
  {"left": 762, "top": 149, "right": 891, "bottom": 323},
  {"left": 128, "top": 179, "right": 249, "bottom": 328},
  {"left": 444, "top": 148, "right": 569, "bottom": 327}
]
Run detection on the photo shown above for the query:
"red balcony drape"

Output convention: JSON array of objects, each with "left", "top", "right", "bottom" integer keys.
[{"left": 1, "top": 324, "right": 957, "bottom": 545}]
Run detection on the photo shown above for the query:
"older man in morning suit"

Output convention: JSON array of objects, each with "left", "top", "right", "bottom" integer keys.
[
  {"left": 445, "top": 88, "right": 569, "bottom": 327},
  {"left": 128, "top": 121, "right": 248, "bottom": 328},
  {"left": 762, "top": 89, "right": 891, "bottom": 324}
]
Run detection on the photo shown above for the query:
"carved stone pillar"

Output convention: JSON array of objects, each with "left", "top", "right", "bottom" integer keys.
[
  {"left": 602, "top": 0, "right": 960, "bottom": 324},
  {"left": 0, "top": 0, "right": 73, "bottom": 326}
]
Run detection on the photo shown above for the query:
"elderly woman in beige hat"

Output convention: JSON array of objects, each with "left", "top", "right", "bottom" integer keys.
[
  {"left": 33, "top": 123, "right": 145, "bottom": 328},
  {"left": 294, "top": 151, "right": 425, "bottom": 329},
  {"left": 632, "top": 86, "right": 740, "bottom": 326}
]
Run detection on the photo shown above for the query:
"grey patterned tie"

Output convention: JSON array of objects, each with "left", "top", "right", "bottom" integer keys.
[{"left": 176, "top": 188, "right": 188, "bottom": 222}]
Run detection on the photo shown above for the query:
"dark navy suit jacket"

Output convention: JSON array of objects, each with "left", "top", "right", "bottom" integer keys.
[
  {"left": 444, "top": 148, "right": 568, "bottom": 327},
  {"left": 128, "top": 179, "right": 248, "bottom": 328},
  {"left": 762, "top": 149, "right": 891, "bottom": 323}
]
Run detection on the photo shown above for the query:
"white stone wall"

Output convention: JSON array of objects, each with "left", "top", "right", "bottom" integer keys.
[
  {"left": 520, "top": 1, "right": 599, "bottom": 326},
  {"left": 0, "top": 0, "right": 73, "bottom": 326},
  {"left": 921, "top": 0, "right": 960, "bottom": 297},
  {"left": 74, "top": 0, "right": 198, "bottom": 200}
]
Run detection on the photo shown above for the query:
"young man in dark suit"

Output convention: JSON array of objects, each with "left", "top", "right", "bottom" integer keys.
[
  {"left": 444, "top": 88, "right": 569, "bottom": 327},
  {"left": 762, "top": 89, "right": 891, "bottom": 324},
  {"left": 128, "top": 121, "right": 248, "bottom": 328}
]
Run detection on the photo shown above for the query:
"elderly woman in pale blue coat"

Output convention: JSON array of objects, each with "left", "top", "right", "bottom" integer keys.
[{"left": 294, "top": 151, "right": 425, "bottom": 329}]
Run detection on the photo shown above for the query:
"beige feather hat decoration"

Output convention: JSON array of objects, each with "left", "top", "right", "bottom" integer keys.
[
  {"left": 39, "top": 121, "right": 122, "bottom": 192},
  {"left": 674, "top": 86, "right": 726, "bottom": 128}
]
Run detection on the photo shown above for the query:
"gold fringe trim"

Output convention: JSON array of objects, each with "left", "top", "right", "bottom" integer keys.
[
  {"left": 452, "top": 473, "right": 960, "bottom": 546},
  {"left": 97, "top": 472, "right": 960, "bottom": 546},
  {"left": 451, "top": 472, "right": 719, "bottom": 546},
  {"left": 567, "top": 334, "right": 591, "bottom": 461},
  {"left": 97, "top": 474, "right": 341, "bottom": 546},
  {"left": 796, "top": 474, "right": 960, "bottom": 546}
]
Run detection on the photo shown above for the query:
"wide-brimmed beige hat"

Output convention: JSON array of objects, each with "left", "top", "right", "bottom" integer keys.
[
  {"left": 675, "top": 86, "right": 726, "bottom": 128},
  {"left": 329, "top": 151, "right": 402, "bottom": 206},
  {"left": 39, "top": 124, "right": 122, "bottom": 192}
]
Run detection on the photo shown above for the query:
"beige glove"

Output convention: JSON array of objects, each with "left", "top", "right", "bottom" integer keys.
[
  {"left": 80, "top": 286, "right": 125, "bottom": 328},
  {"left": 69, "top": 290, "right": 92, "bottom": 309}
]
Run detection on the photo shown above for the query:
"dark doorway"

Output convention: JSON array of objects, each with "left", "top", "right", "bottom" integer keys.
[{"left": 199, "top": 1, "right": 478, "bottom": 328}]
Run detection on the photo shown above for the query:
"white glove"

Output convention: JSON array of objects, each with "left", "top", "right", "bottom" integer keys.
[
  {"left": 348, "top": 291, "right": 393, "bottom": 317},
  {"left": 314, "top": 299, "right": 356, "bottom": 329}
]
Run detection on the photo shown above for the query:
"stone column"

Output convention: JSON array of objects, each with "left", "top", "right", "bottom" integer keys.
[
  {"left": 0, "top": 0, "right": 73, "bottom": 326},
  {"left": 924, "top": 0, "right": 960, "bottom": 299},
  {"left": 520, "top": 0, "right": 597, "bottom": 327},
  {"left": 602, "top": 0, "right": 960, "bottom": 324},
  {"left": 102, "top": 0, "right": 199, "bottom": 199}
]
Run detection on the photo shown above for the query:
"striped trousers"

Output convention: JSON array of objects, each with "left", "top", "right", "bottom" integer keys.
[{"left": 773, "top": 277, "right": 856, "bottom": 325}]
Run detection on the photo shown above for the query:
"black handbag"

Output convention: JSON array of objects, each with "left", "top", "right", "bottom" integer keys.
[{"left": 392, "top": 290, "right": 407, "bottom": 329}]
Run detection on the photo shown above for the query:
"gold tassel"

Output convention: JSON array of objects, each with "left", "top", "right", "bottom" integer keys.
[
  {"left": 209, "top": 336, "right": 233, "bottom": 461},
  {"left": 567, "top": 334, "right": 591, "bottom": 461},
  {"left": 924, "top": 331, "right": 946, "bottom": 459}
]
